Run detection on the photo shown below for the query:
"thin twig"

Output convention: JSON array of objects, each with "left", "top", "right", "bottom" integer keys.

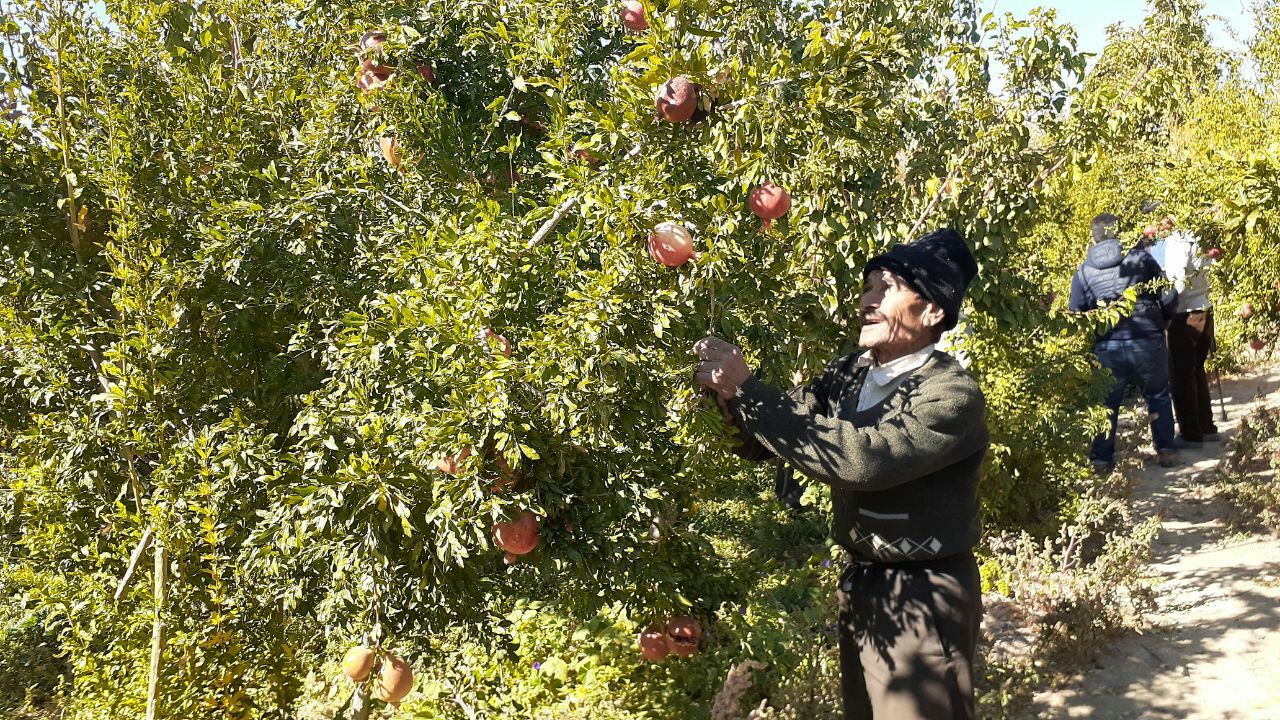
[
  {"left": 527, "top": 196, "right": 578, "bottom": 248},
  {"left": 114, "top": 525, "right": 153, "bottom": 602}
]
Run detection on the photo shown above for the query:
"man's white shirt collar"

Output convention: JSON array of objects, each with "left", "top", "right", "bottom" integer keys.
[{"left": 855, "top": 344, "right": 936, "bottom": 386}]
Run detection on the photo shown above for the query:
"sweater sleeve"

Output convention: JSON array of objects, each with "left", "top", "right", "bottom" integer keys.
[
  {"left": 727, "top": 372, "right": 985, "bottom": 491},
  {"left": 725, "top": 359, "right": 840, "bottom": 462}
]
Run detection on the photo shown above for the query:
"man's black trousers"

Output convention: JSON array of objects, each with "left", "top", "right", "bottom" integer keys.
[{"left": 837, "top": 552, "right": 982, "bottom": 719}]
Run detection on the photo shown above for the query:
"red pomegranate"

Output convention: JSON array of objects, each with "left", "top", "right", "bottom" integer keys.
[
  {"left": 1206, "top": 247, "right": 1223, "bottom": 260},
  {"left": 1250, "top": 339, "right": 1267, "bottom": 351},
  {"left": 483, "top": 168, "right": 521, "bottom": 188},
  {"left": 355, "top": 59, "right": 394, "bottom": 92},
  {"left": 379, "top": 137, "right": 402, "bottom": 168},
  {"left": 436, "top": 446, "right": 473, "bottom": 475},
  {"left": 373, "top": 653, "right": 414, "bottom": 704},
  {"left": 1143, "top": 226, "right": 1158, "bottom": 239},
  {"left": 647, "top": 222, "right": 695, "bottom": 267},
  {"left": 482, "top": 328, "right": 512, "bottom": 357},
  {"left": 342, "top": 645, "right": 376, "bottom": 681},
  {"left": 359, "top": 30, "right": 387, "bottom": 53},
  {"left": 620, "top": 0, "right": 648, "bottom": 32},
  {"left": 493, "top": 511, "right": 540, "bottom": 555},
  {"left": 1238, "top": 302, "right": 1254, "bottom": 320},
  {"left": 638, "top": 625, "right": 670, "bottom": 662},
  {"left": 654, "top": 77, "right": 698, "bottom": 123},
  {"left": 665, "top": 616, "right": 701, "bottom": 657},
  {"left": 748, "top": 181, "right": 792, "bottom": 230},
  {"left": 416, "top": 63, "right": 435, "bottom": 84},
  {"left": 487, "top": 452, "right": 518, "bottom": 494}
]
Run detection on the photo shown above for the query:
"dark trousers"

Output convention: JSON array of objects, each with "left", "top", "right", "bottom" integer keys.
[
  {"left": 1167, "top": 309, "right": 1219, "bottom": 441},
  {"left": 1089, "top": 337, "right": 1177, "bottom": 465},
  {"left": 837, "top": 552, "right": 981, "bottom": 720}
]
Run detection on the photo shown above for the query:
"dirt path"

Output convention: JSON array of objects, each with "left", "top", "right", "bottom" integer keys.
[{"left": 1026, "top": 363, "right": 1280, "bottom": 719}]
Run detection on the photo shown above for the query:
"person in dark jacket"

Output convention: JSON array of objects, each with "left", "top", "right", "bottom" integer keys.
[
  {"left": 694, "top": 229, "right": 987, "bottom": 720},
  {"left": 1068, "top": 213, "right": 1180, "bottom": 472}
]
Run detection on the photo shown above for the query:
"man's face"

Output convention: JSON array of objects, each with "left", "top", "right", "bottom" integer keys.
[
  {"left": 1160, "top": 216, "right": 1175, "bottom": 232},
  {"left": 858, "top": 269, "right": 944, "bottom": 361}
]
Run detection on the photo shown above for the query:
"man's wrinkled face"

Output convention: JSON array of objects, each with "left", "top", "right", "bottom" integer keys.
[{"left": 858, "top": 269, "right": 945, "bottom": 361}]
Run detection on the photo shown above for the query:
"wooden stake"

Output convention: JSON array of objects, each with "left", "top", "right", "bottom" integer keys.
[{"left": 145, "top": 541, "right": 168, "bottom": 720}]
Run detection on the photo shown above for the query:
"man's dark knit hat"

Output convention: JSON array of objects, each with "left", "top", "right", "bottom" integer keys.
[{"left": 863, "top": 228, "right": 978, "bottom": 330}]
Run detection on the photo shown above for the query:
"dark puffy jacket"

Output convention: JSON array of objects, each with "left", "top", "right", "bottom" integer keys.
[{"left": 1068, "top": 238, "right": 1177, "bottom": 342}]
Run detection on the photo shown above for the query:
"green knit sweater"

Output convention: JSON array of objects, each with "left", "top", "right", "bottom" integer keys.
[{"left": 727, "top": 350, "right": 988, "bottom": 563}]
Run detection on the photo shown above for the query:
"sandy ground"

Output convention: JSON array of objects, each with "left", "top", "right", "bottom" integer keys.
[{"left": 1026, "top": 363, "right": 1280, "bottom": 719}]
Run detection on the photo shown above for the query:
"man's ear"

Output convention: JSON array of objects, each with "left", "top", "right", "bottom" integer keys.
[{"left": 923, "top": 303, "right": 946, "bottom": 329}]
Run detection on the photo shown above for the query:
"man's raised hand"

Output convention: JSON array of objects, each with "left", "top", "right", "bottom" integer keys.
[{"left": 692, "top": 336, "right": 751, "bottom": 400}]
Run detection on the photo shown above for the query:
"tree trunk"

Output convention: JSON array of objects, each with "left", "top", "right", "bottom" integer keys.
[{"left": 145, "top": 542, "right": 168, "bottom": 720}]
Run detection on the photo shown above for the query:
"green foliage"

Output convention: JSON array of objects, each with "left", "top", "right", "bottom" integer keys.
[{"left": 0, "top": 0, "right": 1275, "bottom": 718}]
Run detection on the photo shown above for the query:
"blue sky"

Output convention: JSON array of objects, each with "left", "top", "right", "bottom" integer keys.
[{"left": 982, "top": 0, "right": 1257, "bottom": 58}]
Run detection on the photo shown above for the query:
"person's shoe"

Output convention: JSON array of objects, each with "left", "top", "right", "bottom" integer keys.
[
  {"left": 1176, "top": 436, "right": 1204, "bottom": 449},
  {"left": 1203, "top": 432, "right": 1222, "bottom": 442},
  {"left": 1156, "top": 449, "right": 1182, "bottom": 468},
  {"left": 1092, "top": 461, "right": 1115, "bottom": 477}
]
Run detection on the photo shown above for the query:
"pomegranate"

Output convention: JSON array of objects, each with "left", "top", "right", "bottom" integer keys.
[
  {"left": 647, "top": 222, "right": 695, "bottom": 267},
  {"left": 1206, "top": 247, "right": 1222, "bottom": 260},
  {"left": 359, "top": 30, "right": 387, "bottom": 53},
  {"left": 1143, "top": 226, "right": 1157, "bottom": 239},
  {"left": 416, "top": 63, "right": 435, "bottom": 84},
  {"left": 567, "top": 146, "right": 601, "bottom": 167},
  {"left": 620, "top": 0, "right": 648, "bottom": 32},
  {"left": 654, "top": 76, "right": 698, "bottom": 123},
  {"left": 379, "top": 136, "right": 402, "bottom": 168},
  {"left": 342, "top": 645, "right": 376, "bottom": 681},
  {"left": 482, "top": 328, "right": 512, "bottom": 357},
  {"left": 373, "top": 653, "right": 413, "bottom": 704},
  {"left": 487, "top": 451, "right": 518, "bottom": 494},
  {"left": 483, "top": 168, "right": 521, "bottom": 188},
  {"left": 638, "top": 625, "right": 670, "bottom": 662},
  {"left": 436, "top": 446, "right": 473, "bottom": 475},
  {"left": 1238, "top": 302, "right": 1254, "bottom": 320},
  {"left": 665, "top": 616, "right": 701, "bottom": 657},
  {"left": 493, "top": 510, "right": 540, "bottom": 555},
  {"left": 748, "top": 181, "right": 792, "bottom": 230},
  {"left": 1250, "top": 339, "right": 1267, "bottom": 351},
  {"left": 355, "top": 59, "right": 394, "bottom": 92}
]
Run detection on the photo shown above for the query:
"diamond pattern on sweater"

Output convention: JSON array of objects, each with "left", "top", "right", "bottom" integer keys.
[{"left": 849, "top": 527, "right": 944, "bottom": 561}]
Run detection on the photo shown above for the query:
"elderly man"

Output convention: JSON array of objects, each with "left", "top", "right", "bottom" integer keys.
[{"left": 694, "top": 229, "right": 987, "bottom": 720}]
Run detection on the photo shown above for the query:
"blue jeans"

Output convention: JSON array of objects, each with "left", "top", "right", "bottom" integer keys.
[{"left": 1090, "top": 337, "right": 1177, "bottom": 465}]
